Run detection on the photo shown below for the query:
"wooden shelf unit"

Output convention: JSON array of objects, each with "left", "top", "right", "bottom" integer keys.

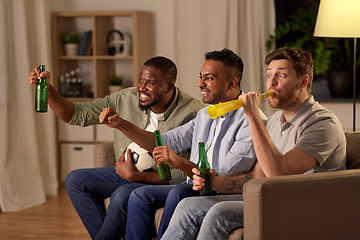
[
  {"left": 50, "top": 11, "right": 155, "bottom": 182},
  {"left": 51, "top": 10, "right": 155, "bottom": 101}
]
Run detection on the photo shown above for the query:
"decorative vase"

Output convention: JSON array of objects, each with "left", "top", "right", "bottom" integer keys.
[
  {"left": 109, "top": 85, "right": 123, "bottom": 94},
  {"left": 327, "top": 70, "right": 353, "bottom": 98},
  {"left": 64, "top": 43, "right": 79, "bottom": 56}
]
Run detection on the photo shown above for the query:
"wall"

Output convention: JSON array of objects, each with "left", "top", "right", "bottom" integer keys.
[
  {"left": 321, "top": 102, "right": 360, "bottom": 131},
  {"left": 49, "top": 0, "right": 177, "bottom": 81},
  {"left": 48, "top": 0, "right": 360, "bottom": 130},
  {"left": 49, "top": 0, "right": 176, "bottom": 54}
]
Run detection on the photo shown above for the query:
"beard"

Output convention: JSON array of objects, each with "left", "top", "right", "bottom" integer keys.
[
  {"left": 269, "top": 90, "right": 298, "bottom": 109},
  {"left": 138, "top": 102, "right": 154, "bottom": 110},
  {"left": 138, "top": 92, "right": 163, "bottom": 110}
]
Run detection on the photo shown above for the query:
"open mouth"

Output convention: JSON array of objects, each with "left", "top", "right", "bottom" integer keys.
[
  {"left": 201, "top": 89, "right": 211, "bottom": 97},
  {"left": 139, "top": 92, "right": 150, "bottom": 101}
]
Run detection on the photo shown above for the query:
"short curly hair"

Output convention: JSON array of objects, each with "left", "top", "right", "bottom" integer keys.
[
  {"left": 144, "top": 56, "right": 177, "bottom": 83},
  {"left": 205, "top": 48, "right": 244, "bottom": 88}
]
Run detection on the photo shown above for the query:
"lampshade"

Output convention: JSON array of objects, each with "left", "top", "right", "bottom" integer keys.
[{"left": 314, "top": 0, "right": 360, "bottom": 38}]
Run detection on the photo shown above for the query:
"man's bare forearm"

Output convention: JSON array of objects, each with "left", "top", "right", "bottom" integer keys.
[
  {"left": 211, "top": 162, "right": 265, "bottom": 194},
  {"left": 115, "top": 118, "right": 156, "bottom": 152},
  {"left": 48, "top": 84, "right": 74, "bottom": 123},
  {"left": 222, "top": 173, "right": 252, "bottom": 192},
  {"left": 213, "top": 173, "right": 252, "bottom": 194}
]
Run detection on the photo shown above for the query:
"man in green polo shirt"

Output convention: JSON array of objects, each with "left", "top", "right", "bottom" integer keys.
[{"left": 28, "top": 56, "right": 204, "bottom": 239}]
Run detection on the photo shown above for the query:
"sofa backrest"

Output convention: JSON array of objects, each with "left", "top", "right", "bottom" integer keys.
[{"left": 344, "top": 131, "right": 360, "bottom": 169}]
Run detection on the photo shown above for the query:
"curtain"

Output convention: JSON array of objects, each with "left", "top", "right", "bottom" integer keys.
[
  {"left": 0, "top": 0, "right": 275, "bottom": 212},
  {"left": 0, "top": 0, "right": 58, "bottom": 212},
  {"left": 173, "top": 0, "right": 276, "bottom": 115}
]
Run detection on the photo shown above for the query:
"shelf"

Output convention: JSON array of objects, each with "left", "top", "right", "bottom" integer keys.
[
  {"left": 95, "top": 55, "right": 134, "bottom": 60},
  {"left": 57, "top": 56, "right": 94, "bottom": 60},
  {"left": 57, "top": 55, "right": 134, "bottom": 60},
  {"left": 51, "top": 10, "right": 155, "bottom": 99},
  {"left": 51, "top": 10, "right": 155, "bottom": 182}
]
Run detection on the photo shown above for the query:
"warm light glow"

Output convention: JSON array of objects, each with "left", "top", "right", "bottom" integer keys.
[{"left": 314, "top": 0, "right": 360, "bottom": 38}]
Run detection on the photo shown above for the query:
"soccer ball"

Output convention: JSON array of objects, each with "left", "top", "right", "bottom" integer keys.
[{"left": 125, "top": 142, "right": 155, "bottom": 172}]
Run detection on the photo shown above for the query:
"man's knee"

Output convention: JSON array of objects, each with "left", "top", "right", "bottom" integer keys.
[
  {"left": 206, "top": 201, "right": 244, "bottom": 221},
  {"left": 129, "top": 187, "right": 149, "bottom": 205},
  {"left": 64, "top": 168, "right": 84, "bottom": 191},
  {"left": 207, "top": 202, "right": 228, "bottom": 218},
  {"left": 177, "top": 197, "right": 202, "bottom": 212},
  {"left": 172, "top": 198, "right": 206, "bottom": 227},
  {"left": 110, "top": 184, "right": 142, "bottom": 206},
  {"left": 198, "top": 201, "right": 244, "bottom": 238}
]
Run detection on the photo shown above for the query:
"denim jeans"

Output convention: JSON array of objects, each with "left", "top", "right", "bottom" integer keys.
[
  {"left": 65, "top": 166, "right": 147, "bottom": 240},
  {"left": 125, "top": 183, "right": 199, "bottom": 240},
  {"left": 161, "top": 195, "right": 244, "bottom": 240}
]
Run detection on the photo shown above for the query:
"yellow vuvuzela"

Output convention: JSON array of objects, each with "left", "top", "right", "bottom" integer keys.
[{"left": 207, "top": 92, "right": 274, "bottom": 119}]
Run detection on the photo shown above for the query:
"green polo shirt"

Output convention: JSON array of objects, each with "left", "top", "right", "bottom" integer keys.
[{"left": 68, "top": 87, "right": 204, "bottom": 183}]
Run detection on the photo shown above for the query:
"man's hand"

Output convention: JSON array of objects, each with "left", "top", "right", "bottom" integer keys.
[
  {"left": 29, "top": 66, "right": 51, "bottom": 87},
  {"left": 115, "top": 149, "right": 139, "bottom": 181},
  {"left": 239, "top": 92, "right": 261, "bottom": 118},
  {"left": 192, "top": 168, "right": 217, "bottom": 191},
  {"left": 99, "top": 107, "right": 122, "bottom": 128},
  {"left": 152, "top": 145, "right": 182, "bottom": 168}
]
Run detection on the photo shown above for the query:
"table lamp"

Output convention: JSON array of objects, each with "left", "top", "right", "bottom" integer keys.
[{"left": 314, "top": 0, "right": 360, "bottom": 131}]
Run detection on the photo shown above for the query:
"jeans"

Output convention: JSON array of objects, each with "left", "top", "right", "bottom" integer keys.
[
  {"left": 125, "top": 183, "right": 199, "bottom": 240},
  {"left": 65, "top": 166, "right": 147, "bottom": 240},
  {"left": 161, "top": 195, "right": 244, "bottom": 240}
]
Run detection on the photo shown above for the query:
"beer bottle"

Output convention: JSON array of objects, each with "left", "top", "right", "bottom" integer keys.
[
  {"left": 35, "top": 65, "right": 48, "bottom": 112},
  {"left": 154, "top": 130, "right": 172, "bottom": 181},
  {"left": 197, "top": 142, "right": 213, "bottom": 195}
]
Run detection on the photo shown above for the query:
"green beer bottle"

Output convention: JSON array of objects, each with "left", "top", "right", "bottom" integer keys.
[
  {"left": 154, "top": 130, "right": 172, "bottom": 181},
  {"left": 35, "top": 65, "right": 48, "bottom": 112},
  {"left": 197, "top": 142, "right": 213, "bottom": 195}
]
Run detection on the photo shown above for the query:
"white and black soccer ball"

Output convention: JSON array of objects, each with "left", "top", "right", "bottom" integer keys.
[{"left": 125, "top": 142, "right": 155, "bottom": 172}]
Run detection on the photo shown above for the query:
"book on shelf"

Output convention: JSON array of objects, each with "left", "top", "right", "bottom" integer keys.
[
  {"left": 87, "top": 35, "right": 93, "bottom": 55},
  {"left": 82, "top": 30, "right": 92, "bottom": 55},
  {"left": 77, "top": 31, "right": 88, "bottom": 56},
  {"left": 77, "top": 30, "right": 92, "bottom": 56}
]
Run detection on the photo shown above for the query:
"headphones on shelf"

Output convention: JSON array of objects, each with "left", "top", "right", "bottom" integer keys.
[{"left": 107, "top": 30, "right": 125, "bottom": 55}]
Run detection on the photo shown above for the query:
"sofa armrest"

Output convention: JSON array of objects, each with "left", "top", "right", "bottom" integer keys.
[
  {"left": 94, "top": 142, "right": 116, "bottom": 168},
  {"left": 243, "top": 169, "right": 360, "bottom": 240}
]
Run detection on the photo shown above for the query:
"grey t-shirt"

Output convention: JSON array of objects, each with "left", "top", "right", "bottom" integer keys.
[{"left": 266, "top": 96, "right": 346, "bottom": 172}]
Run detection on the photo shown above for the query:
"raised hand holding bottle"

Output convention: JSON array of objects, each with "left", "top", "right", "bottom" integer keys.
[{"left": 35, "top": 65, "right": 48, "bottom": 112}]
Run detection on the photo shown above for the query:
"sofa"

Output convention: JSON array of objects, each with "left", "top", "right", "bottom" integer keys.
[{"left": 94, "top": 131, "right": 360, "bottom": 240}]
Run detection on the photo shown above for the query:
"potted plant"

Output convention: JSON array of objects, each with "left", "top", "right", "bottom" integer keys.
[
  {"left": 61, "top": 31, "right": 80, "bottom": 56},
  {"left": 108, "top": 74, "right": 123, "bottom": 94},
  {"left": 266, "top": 6, "right": 335, "bottom": 76},
  {"left": 266, "top": 2, "right": 360, "bottom": 98}
]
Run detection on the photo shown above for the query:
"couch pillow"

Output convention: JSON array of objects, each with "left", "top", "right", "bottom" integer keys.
[{"left": 344, "top": 131, "right": 360, "bottom": 169}]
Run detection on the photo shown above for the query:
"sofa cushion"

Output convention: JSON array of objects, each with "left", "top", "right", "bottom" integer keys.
[
  {"left": 228, "top": 228, "right": 244, "bottom": 240},
  {"left": 94, "top": 142, "right": 116, "bottom": 168},
  {"left": 154, "top": 208, "right": 164, "bottom": 235},
  {"left": 344, "top": 131, "right": 360, "bottom": 169}
]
